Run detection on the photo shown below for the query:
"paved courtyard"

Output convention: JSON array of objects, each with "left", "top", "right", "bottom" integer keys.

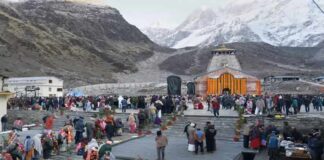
[{"left": 113, "top": 130, "right": 243, "bottom": 160}]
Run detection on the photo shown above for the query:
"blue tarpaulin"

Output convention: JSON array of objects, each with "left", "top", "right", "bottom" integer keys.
[{"left": 67, "top": 89, "right": 84, "bottom": 97}]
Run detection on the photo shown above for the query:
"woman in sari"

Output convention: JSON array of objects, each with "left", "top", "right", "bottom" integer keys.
[
  {"left": 32, "top": 134, "right": 42, "bottom": 160},
  {"left": 24, "top": 136, "right": 34, "bottom": 160},
  {"left": 127, "top": 113, "right": 137, "bottom": 133}
]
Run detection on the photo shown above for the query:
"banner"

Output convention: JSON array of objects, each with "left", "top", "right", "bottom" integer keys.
[{"left": 167, "top": 75, "right": 181, "bottom": 95}]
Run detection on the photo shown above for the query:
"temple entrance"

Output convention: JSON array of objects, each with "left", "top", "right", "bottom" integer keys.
[
  {"left": 207, "top": 72, "right": 248, "bottom": 95},
  {"left": 223, "top": 88, "right": 231, "bottom": 95}
]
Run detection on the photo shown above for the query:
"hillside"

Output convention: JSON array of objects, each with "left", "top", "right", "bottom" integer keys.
[
  {"left": 0, "top": 0, "right": 165, "bottom": 87},
  {"left": 159, "top": 42, "right": 324, "bottom": 78}
]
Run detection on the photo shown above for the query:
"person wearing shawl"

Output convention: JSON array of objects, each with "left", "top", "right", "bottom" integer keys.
[
  {"left": 86, "top": 139, "right": 99, "bottom": 152},
  {"left": 127, "top": 113, "right": 137, "bottom": 133},
  {"left": 137, "top": 109, "right": 146, "bottom": 130},
  {"left": 249, "top": 125, "right": 261, "bottom": 149},
  {"left": 187, "top": 123, "right": 196, "bottom": 152},
  {"left": 114, "top": 118, "right": 123, "bottom": 136},
  {"left": 105, "top": 115, "right": 115, "bottom": 141},
  {"left": 82, "top": 139, "right": 99, "bottom": 160},
  {"left": 42, "top": 134, "right": 54, "bottom": 159},
  {"left": 24, "top": 136, "right": 34, "bottom": 160},
  {"left": 85, "top": 120, "right": 95, "bottom": 141},
  {"left": 32, "top": 134, "right": 42, "bottom": 160},
  {"left": 205, "top": 125, "right": 217, "bottom": 152},
  {"left": 6, "top": 140, "right": 22, "bottom": 160},
  {"left": 44, "top": 115, "right": 54, "bottom": 131},
  {"left": 98, "top": 140, "right": 113, "bottom": 159},
  {"left": 85, "top": 147, "right": 99, "bottom": 160}
]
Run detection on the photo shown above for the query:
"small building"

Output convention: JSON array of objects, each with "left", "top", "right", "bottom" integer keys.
[
  {"left": 3, "top": 76, "right": 64, "bottom": 97},
  {"left": 0, "top": 74, "right": 12, "bottom": 132},
  {"left": 266, "top": 76, "right": 300, "bottom": 82}
]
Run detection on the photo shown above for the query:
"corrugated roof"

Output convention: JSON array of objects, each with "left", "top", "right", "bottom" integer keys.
[{"left": 6, "top": 76, "right": 62, "bottom": 81}]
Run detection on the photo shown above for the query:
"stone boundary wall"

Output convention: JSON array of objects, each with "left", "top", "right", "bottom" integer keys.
[{"left": 69, "top": 82, "right": 189, "bottom": 96}]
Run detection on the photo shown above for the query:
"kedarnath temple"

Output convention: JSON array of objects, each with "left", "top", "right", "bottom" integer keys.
[{"left": 195, "top": 45, "right": 262, "bottom": 97}]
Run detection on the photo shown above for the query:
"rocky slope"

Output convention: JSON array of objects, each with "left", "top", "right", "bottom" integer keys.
[
  {"left": 0, "top": 0, "right": 165, "bottom": 87},
  {"left": 159, "top": 42, "right": 324, "bottom": 78},
  {"left": 144, "top": 0, "right": 324, "bottom": 48}
]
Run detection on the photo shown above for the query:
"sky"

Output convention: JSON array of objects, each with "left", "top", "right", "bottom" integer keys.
[{"left": 106, "top": 0, "right": 229, "bottom": 29}]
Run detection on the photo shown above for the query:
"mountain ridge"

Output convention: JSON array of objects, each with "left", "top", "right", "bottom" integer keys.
[{"left": 143, "top": 0, "right": 324, "bottom": 48}]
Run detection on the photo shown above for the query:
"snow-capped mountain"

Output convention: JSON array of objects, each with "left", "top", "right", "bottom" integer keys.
[
  {"left": 143, "top": 0, "right": 324, "bottom": 48},
  {"left": 314, "top": 0, "right": 324, "bottom": 10},
  {"left": 142, "top": 27, "right": 171, "bottom": 47}
]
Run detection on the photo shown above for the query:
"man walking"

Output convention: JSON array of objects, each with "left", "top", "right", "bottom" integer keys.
[
  {"left": 194, "top": 128, "right": 205, "bottom": 154},
  {"left": 121, "top": 98, "right": 127, "bottom": 113},
  {"left": 304, "top": 96, "right": 311, "bottom": 112},
  {"left": 75, "top": 117, "right": 85, "bottom": 144},
  {"left": 255, "top": 97, "right": 265, "bottom": 115},
  {"left": 155, "top": 130, "right": 168, "bottom": 160},
  {"left": 212, "top": 99, "right": 220, "bottom": 117}
]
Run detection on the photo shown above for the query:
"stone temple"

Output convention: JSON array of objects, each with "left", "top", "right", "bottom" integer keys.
[
  {"left": 207, "top": 44, "right": 242, "bottom": 71},
  {"left": 195, "top": 45, "right": 262, "bottom": 97}
]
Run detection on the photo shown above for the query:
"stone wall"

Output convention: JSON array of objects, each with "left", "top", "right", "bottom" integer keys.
[
  {"left": 70, "top": 82, "right": 189, "bottom": 96},
  {"left": 207, "top": 55, "right": 242, "bottom": 72}
]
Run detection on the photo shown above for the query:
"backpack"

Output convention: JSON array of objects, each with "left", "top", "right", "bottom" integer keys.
[{"left": 268, "top": 135, "right": 278, "bottom": 149}]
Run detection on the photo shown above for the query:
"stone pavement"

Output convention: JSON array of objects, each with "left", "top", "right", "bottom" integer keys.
[
  {"left": 112, "top": 130, "right": 243, "bottom": 160},
  {"left": 184, "top": 102, "right": 238, "bottom": 117}
]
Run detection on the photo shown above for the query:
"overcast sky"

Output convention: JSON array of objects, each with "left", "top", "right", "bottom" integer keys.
[{"left": 106, "top": 0, "right": 228, "bottom": 29}]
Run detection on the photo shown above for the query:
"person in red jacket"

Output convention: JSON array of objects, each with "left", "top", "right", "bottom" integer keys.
[
  {"left": 212, "top": 98, "right": 220, "bottom": 117},
  {"left": 44, "top": 115, "right": 54, "bottom": 131}
]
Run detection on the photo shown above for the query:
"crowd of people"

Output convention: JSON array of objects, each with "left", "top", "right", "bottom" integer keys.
[
  {"left": 242, "top": 121, "right": 323, "bottom": 160},
  {"left": 205, "top": 94, "right": 324, "bottom": 117},
  {"left": 1, "top": 93, "right": 324, "bottom": 159},
  {"left": 1, "top": 94, "right": 191, "bottom": 160},
  {"left": 7, "top": 94, "right": 324, "bottom": 118},
  {"left": 1, "top": 111, "right": 128, "bottom": 160}
]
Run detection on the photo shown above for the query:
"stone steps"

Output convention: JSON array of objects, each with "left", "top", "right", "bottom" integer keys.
[{"left": 163, "top": 116, "right": 238, "bottom": 141}]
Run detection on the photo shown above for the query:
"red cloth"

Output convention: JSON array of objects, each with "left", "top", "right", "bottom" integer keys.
[
  {"left": 250, "top": 138, "right": 261, "bottom": 149},
  {"left": 212, "top": 101, "right": 220, "bottom": 110},
  {"left": 45, "top": 116, "right": 54, "bottom": 129},
  {"left": 198, "top": 103, "right": 204, "bottom": 110}
]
